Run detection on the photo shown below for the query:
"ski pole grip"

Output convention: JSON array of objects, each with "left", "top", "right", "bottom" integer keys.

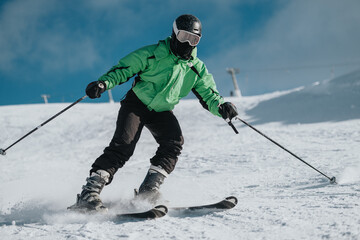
[{"left": 226, "top": 119, "right": 239, "bottom": 134}]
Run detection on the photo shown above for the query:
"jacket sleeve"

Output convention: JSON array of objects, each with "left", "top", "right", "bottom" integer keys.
[
  {"left": 192, "top": 63, "right": 224, "bottom": 117},
  {"left": 98, "top": 45, "right": 154, "bottom": 90}
]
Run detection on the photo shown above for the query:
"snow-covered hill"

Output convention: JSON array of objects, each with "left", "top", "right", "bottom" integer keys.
[
  {"left": 247, "top": 69, "right": 360, "bottom": 124},
  {"left": 0, "top": 74, "right": 359, "bottom": 239}
]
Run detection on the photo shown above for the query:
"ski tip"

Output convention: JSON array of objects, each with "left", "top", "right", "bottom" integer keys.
[
  {"left": 154, "top": 205, "right": 168, "bottom": 214},
  {"left": 223, "top": 196, "right": 238, "bottom": 209},
  {"left": 225, "top": 196, "right": 238, "bottom": 206}
]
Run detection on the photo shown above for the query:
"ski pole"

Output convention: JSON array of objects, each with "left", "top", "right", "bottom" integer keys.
[
  {"left": 225, "top": 119, "right": 239, "bottom": 134},
  {"left": 232, "top": 116, "right": 336, "bottom": 184},
  {"left": 0, "top": 95, "right": 88, "bottom": 156}
]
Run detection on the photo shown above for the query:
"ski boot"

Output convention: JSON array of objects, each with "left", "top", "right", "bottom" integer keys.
[
  {"left": 68, "top": 169, "right": 110, "bottom": 212},
  {"left": 135, "top": 165, "right": 167, "bottom": 204}
]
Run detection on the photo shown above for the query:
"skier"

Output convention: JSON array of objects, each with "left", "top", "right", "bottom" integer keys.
[{"left": 69, "top": 14, "right": 238, "bottom": 211}]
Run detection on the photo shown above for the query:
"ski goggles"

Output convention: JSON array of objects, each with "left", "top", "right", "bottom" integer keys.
[{"left": 173, "top": 21, "right": 201, "bottom": 46}]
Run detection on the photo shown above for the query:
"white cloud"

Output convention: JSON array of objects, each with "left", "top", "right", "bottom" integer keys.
[
  {"left": 0, "top": 0, "right": 52, "bottom": 70},
  {"left": 1, "top": 0, "right": 359, "bottom": 95},
  {"left": 253, "top": 0, "right": 360, "bottom": 64},
  {"left": 205, "top": 0, "right": 360, "bottom": 94},
  {"left": 0, "top": 0, "right": 100, "bottom": 76}
]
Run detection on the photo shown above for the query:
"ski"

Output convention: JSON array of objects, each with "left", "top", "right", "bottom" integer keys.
[
  {"left": 68, "top": 196, "right": 236, "bottom": 219},
  {"left": 115, "top": 205, "right": 168, "bottom": 220},
  {"left": 171, "top": 196, "right": 238, "bottom": 212},
  {"left": 68, "top": 201, "right": 167, "bottom": 220}
]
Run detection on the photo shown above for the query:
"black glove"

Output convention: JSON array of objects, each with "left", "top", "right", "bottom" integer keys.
[
  {"left": 86, "top": 81, "right": 106, "bottom": 99},
  {"left": 219, "top": 102, "right": 238, "bottom": 120}
]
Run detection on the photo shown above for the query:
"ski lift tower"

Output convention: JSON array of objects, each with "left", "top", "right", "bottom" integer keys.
[
  {"left": 226, "top": 68, "right": 241, "bottom": 98},
  {"left": 41, "top": 94, "right": 50, "bottom": 104}
]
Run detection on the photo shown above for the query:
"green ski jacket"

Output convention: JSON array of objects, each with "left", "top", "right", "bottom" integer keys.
[{"left": 98, "top": 37, "right": 224, "bottom": 117}]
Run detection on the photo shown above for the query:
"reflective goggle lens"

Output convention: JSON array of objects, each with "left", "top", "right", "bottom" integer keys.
[
  {"left": 176, "top": 30, "right": 201, "bottom": 46},
  {"left": 173, "top": 21, "right": 201, "bottom": 46}
]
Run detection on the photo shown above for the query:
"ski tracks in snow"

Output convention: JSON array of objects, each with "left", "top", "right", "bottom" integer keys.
[{"left": 0, "top": 97, "right": 359, "bottom": 239}]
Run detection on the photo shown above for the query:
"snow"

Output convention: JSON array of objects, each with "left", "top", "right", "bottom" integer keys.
[
  {"left": 247, "top": 70, "right": 360, "bottom": 124},
  {"left": 1, "top": 70, "right": 360, "bottom": 239}
]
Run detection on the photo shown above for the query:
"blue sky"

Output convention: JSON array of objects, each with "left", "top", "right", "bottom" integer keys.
[{"left": 0, "top": 0, "right": 359, "bottom": 105}]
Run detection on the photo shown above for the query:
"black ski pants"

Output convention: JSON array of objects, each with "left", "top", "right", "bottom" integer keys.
[{"left": 91, "top": 90, "right": 184, "bottom": 183}]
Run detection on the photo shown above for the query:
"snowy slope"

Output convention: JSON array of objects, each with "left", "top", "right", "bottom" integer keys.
[
  {"left": 0, "top": 80, "right": 360, "bottom": 239},
  {"left": 247, "top": 69, "right": 360, "bottom": 124}
]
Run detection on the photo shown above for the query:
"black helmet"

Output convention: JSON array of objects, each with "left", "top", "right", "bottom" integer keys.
[
  {"left": 174, "top": 14, "right": 202, "bottom": 37},
  {"left": 170, "top": 14, "right": 202, "bottom": 60}
]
